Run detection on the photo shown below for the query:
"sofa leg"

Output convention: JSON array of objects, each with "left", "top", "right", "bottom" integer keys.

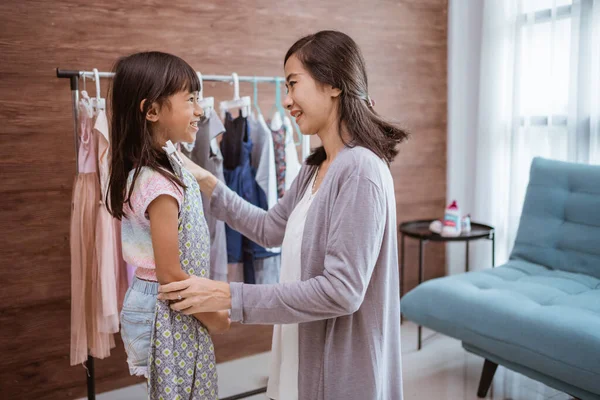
[{"left": 477, "top": 359, "right": 498, "bottom": 398}]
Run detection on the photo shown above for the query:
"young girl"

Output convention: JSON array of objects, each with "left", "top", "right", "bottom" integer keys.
[{"left": 107, "top": 51, "right": 230, "bottom": 400}]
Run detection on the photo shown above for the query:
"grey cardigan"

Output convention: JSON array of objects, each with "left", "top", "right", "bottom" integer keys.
[{"left": 208, "top": 146, "right": 403, "bottom": 400}]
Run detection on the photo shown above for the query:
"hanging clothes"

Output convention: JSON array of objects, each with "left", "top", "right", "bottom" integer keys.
[
  {"left": 147, "top": 151, "right": 219, "bottom": 400},
  {"left": 248, "top": 114, "right": 281, "bottom": 283},
  {"left": 254, "top": 254, "right": 281, "bottom": 284},
  {"left": 221, "top": 111, "right": 277, "bottom": 284},
  {"left": 283, "top": 116, "right": 301, "bottom": 191},
  {"left": 94, "top": 108, "right": 127, "bottom": 334},
  {"left": 181, "top": 109, "right": 228, "bottom": 282},
  {"left": 227, "top": 262, "right": 245, "bottom": 283},
  {"left": 248, "top": 113, "right": 277, "bottom": 210},
  {"left": 70, "top": 94, "right": 115, "bottom": 366},
  {"left": 270, "top": 125, "right": 287, "bottom": 199}
]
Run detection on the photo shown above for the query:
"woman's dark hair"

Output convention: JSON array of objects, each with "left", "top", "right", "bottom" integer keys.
[
  {"left": 284, "top": 30, "right": 409, "bottom": 166},
  {"left": 107, "top": 51, "right": 200, "bottom": 219}
]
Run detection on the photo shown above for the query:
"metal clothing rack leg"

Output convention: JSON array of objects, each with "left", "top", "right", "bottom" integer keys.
[{"left": 86, "top": 355, "right": 96, "bottom": 400}]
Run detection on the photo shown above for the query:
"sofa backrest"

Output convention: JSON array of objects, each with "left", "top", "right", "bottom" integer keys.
[{"left": 510, "top": 157, "right": 600, "bottom": 279}]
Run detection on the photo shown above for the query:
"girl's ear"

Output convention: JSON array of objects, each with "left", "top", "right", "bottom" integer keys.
[{"left": 140, "top": 99, "right": 160, "bottom": 122}]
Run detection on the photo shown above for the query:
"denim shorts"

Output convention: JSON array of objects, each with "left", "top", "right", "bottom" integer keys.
[{"left": 120, "top": 276, "right": 158, "bottom": 378}]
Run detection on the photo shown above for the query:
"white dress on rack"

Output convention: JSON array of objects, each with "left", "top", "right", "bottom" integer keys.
[
  {"left": 266, "top": 171, "right": 317, "bottom": 400},
  {"left": 283, "top": 116, "right": 301, "bottom": 191}
]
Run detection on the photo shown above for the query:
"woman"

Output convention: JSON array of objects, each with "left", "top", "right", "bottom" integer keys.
[{"left": 159, "top": 30, "right": 409, "bottom": 400}]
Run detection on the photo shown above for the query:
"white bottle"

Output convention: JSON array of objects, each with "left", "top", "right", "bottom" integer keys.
[
  {"left": 462, "top": 214, "right": 472, "bottom": 234},
  {"left": 442, "top": 200, "right": 462, "bottom": 237}
]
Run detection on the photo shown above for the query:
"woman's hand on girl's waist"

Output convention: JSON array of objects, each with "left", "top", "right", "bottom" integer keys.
[{"left": 158, "top": 275, "right": 232, "bottom": 314}]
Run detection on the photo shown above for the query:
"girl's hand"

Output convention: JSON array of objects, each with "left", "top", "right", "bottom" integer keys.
[
  {"left": 179, "top": 151, "right": 218, "bottom": 197},
  {"left": 158, "top": 275, "right": 232, "bottom": 314}
]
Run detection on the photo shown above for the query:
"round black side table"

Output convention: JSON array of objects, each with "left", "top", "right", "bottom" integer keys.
[{"left": 399, "top": 219, "right": 495, "bottom": 350}]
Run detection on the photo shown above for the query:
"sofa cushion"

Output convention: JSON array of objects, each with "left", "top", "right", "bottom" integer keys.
[
  {"left": 511, "top": 158, "right": 600, "bottom": 279},
  {"left": 401, "top": 259, "right": 600, "bottom": 395}
]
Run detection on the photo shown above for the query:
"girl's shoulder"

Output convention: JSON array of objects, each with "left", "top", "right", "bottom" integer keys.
[
  {"left": 127, "top": 167, "right": 184, "bottom": 209},
  {"left": 128, "top": 166, "right": 179, "bottom": 188}
]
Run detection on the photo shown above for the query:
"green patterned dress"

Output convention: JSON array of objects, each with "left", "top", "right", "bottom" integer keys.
[{"left": 148, "top": 153, "right": 218, "bottom": 400}]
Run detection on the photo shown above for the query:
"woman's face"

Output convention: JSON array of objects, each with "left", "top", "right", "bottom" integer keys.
[{"left": 283, "top": 54, "right": 341, "bottom": 136}]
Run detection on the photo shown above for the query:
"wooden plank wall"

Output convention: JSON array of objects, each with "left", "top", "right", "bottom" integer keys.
[{"left": 0, "top": 0, "right": 447, "bottom": 398}]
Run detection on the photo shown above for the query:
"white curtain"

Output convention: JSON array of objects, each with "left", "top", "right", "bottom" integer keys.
[{"left": 448, "top": 0, "right": 600, "bottom": 272}]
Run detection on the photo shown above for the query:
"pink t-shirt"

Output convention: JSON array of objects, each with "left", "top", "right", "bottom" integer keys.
[{"left": 121, "top": 167, "right": 183, "bottom": 281}]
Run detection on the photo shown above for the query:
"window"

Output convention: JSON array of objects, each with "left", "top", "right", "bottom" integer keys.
[{"left": 517, "top": 0, "right": 573, "bottom": 128}]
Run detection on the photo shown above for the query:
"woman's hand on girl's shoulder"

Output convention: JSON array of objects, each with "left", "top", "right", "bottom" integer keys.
[
  {"left": 179, "top": 151, "right": 210, "bottom": 181},
  {"left": 179, "top": 151, "right": 218, "bottom": 197}
]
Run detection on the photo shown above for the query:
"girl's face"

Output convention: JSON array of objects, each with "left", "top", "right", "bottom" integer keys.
[
  {"left": 149, "top": 90, "right": 203, "bottom": 144},
  {"left": 283, "top": 54, "right": 341, "bottom": 136}
]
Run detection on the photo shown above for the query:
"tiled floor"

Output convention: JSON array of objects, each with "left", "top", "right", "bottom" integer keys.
[
  {"left": 400, "top": 324, "right": 572, "bottom": 400},
  {"left": 81, "top": 321, "right": 574, "bottom": 400}
]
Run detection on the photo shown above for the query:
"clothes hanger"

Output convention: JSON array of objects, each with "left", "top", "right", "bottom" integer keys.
[
  {"left": 79, "top": 73, "right": 94, "bottom": 118},
  {"left": 252, "top": 77, "right": 263, "bottom": 119},
  {"left": 92, "top": 68, "right": 105, "bottom": 114},
  {"left": 252, "top": 77, "right": 272, "bottom": 134},
  {"left": 269, "top": 77, "right": 284, "bottom": 131},
  {"left": 197, "top": 72, "right": 214, "bottom": 119},
  {"left": 80, "top": 72, "right": 89, "bottom": 99},
  {"left": 219, "top": 73, "right": 251, "bottom": 120}
]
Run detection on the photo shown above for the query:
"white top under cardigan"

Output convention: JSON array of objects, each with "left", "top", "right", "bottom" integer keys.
[{"left": 267, "top": 172, "right": 317, "bottom": 400}]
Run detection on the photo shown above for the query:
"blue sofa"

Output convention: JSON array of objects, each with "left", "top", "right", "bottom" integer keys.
[{"left": 401, "top": 158, "right": 600, "bottom": 399}]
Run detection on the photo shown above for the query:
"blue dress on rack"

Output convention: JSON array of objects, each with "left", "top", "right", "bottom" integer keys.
[{"left": 221, "top": 111, "right": 276, "bottom": 283}]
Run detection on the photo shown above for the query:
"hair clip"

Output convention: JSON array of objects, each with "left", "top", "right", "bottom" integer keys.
[{"left": 162, "top": 140, "right": 184, "bottom": 167}]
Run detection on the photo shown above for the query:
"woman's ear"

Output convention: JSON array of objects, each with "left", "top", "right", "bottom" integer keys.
[
  {"left": 140, "top": 99, "right": 160, "bottom": 122},
  {"left": 329, "top": 86, "right": 342, "bottom": 98}
]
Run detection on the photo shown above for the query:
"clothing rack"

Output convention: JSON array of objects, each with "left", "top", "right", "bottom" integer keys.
[
  {"left": 57, "top": 69, "right": 311, "bottom": 168},
  {"left": 58, "top": 69, "right": 288, "bottom": 83},
  {"left": 56, "top": 67, "right": 304, "bottom": 400}
]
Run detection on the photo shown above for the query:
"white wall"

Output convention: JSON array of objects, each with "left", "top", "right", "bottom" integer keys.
[{"left": 447, "top": 0, "right": 484, "bottom": 275}]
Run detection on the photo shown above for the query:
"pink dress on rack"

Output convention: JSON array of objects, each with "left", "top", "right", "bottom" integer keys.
[
  {"left": 70, "top": 93, "right": 115, "bottom": 366},
  {"left": 94, "top": 109, "right": 127, "bottom": 335}
]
